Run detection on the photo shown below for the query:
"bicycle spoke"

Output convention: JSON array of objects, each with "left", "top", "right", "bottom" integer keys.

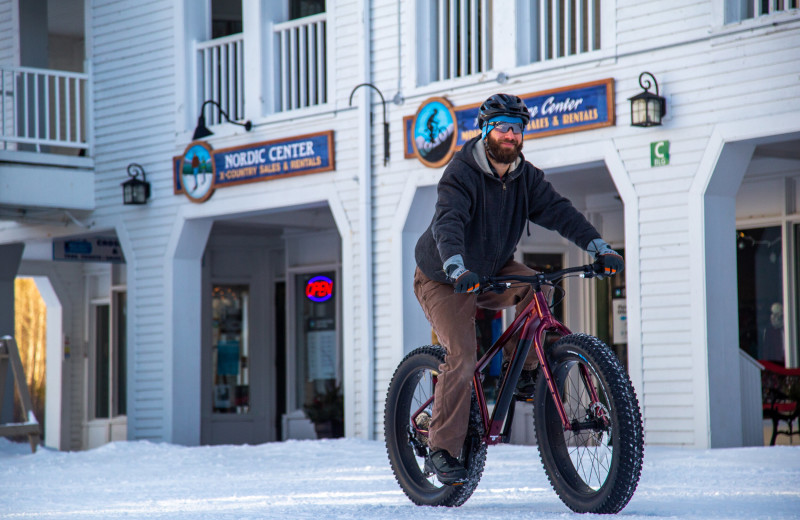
[
  {"left": 385, "top": 345, "right": 487, "bottom": 507},
  {"left": 560, "top": 361, "right": 613, "bottom": 490}
]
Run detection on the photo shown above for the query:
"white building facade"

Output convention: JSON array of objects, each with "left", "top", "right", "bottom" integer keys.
[{"left": 0, "top": 0, "right": 798, "bottom": 451}]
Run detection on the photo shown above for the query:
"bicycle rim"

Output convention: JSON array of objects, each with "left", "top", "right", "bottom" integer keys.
[
  {"left": 534, "top": 334, "right": 643, "bottom": 513},
  {"left": 384, "top": 345, "right": 486, "bottom": 507}
]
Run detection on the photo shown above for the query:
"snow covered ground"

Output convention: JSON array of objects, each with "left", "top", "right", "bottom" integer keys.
[{"left": 1, "top": 437, "right": 798, "bottom": 519}]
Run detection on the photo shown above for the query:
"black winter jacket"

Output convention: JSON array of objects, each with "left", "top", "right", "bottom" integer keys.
[{"left": 415, "top": 136, "right": 601, "bottom": 283}]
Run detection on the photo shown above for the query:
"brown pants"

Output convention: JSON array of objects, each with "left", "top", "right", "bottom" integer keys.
[{"left": 413, "top": 259, "right": 539, "bottom": 457}]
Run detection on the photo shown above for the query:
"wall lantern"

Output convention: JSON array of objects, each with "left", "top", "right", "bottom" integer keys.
[
  {"left": 122, "top": 163, "right": 150, "bottom": 205},
  {"left": 629, "top": 72, "right": 667, "bottom": 127},
  {"left": 192, "top": 99, "right": 252, "bottom": 140}
]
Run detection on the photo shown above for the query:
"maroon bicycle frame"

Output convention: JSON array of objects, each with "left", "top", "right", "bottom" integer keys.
[
  {"left": 472, "top": 290, "right": 567, "bottom": 443},
  {"left": 410, "top": 275, "right": 607, "bottom": 446}
]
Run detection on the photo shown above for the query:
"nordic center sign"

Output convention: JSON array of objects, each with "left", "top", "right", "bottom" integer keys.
[
  {"left": 404, "top": 78, "right": 615, "bottom": 166},
  {"left": 173, "top": 131, "right": 335, "bottom": 202}
]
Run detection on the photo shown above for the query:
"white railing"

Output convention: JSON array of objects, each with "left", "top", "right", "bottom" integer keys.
[
  {"left": 436, "top": 0, "right": 489, "bottom": 81},
  {"left": 196, "top": 33, "right": 245, "bottom": 125},
  {"left": 520, "top": 0, "right": 600, "bottom": 64},
  {"left": 274, "top": 13, "right": 327, "bottom": 112},
  {"left": 0, "top": 66, "right": 89, "bottom": 152},
  {"left": 739, "top": 350, "right": 764, "bottom": 446}
]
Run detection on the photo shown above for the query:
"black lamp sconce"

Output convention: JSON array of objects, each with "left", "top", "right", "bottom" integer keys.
[
  {"left": 629, "top": 72, "right": 667, "bottom": 127},
  {"left": 122, "top": 163, "right": 151, "bottom": 205},
  {"left": 349, "top": 83, "right": 390, "bottom": 166},
  {"left": 192, "top": 99, "right": 253, "bottom": 140}
]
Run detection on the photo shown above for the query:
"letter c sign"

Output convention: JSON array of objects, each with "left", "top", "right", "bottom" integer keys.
[{"left": 650, "top": 140, "right": 670, "bottom": 167}]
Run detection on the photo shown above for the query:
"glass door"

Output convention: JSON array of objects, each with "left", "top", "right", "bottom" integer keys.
[
  {"left": 737, "top": 226, "right": 784, "bottom": 364},
  {"left": 293, "top": 270, "right": 342, "bottom": 436},
  {"left": 211, "top": 285, "right": 250, "bottom": 414}
]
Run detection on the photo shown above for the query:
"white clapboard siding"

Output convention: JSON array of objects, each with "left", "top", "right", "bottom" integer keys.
[
  {"left": 89, "top": 0, "right": 178, "bottom": 441},
  {"left": 0, "top": 0, "right": 16, "bottom": 66}
]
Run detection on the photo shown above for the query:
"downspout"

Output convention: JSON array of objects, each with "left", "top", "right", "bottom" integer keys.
[{"left": 357, "top": 0, "right": 375, "bottom": 440}]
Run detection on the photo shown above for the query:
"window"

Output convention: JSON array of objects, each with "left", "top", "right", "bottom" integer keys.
[
  {"left": 517, "top": 0, "right": 601, "bottom": 65},
  {"left": 211, "top": 0, "right": 242, "bottom": 39},
  {"left": 725, "top": 0, "right": 799, "bottom": 23},
  {"left": 92, "top": 291, "right": 126, "bottom": 419},
  {"left": 291, "top": 0, "right": 325, "bottom": 20},
  {"left": 737, "top": 227, "right": 785, "bottom": 364},
  {"left": 417, "top": 0, "right": 490, "bottom": 86}
]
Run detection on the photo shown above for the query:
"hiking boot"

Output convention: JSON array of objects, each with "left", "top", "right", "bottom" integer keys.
[
  {"left": 501, "top": 361, "right": 537, "bottom": 399},
  {"left": 424, "top": 449, "right": 468, "bottom": 485},
  {"left": 516, "top": 368, "right": 536, "bottom": 398}
]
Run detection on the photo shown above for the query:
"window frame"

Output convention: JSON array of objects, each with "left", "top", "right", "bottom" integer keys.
[{"left": 88, "top": 288, "right": 127, "bottom": 421}]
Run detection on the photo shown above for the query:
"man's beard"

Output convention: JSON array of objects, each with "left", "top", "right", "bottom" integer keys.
[{"left": 485, "top": 133, "right": 523, "bottom": 164}]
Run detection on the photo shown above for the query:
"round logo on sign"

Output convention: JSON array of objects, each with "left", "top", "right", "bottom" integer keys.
[
  {"left": 412, "top": 97, "right": 457, "bottom": 168},
  {"left": 180, "top": 142, "right": 216, "bottom": 202},
  {"left": 306, "top": 275, "right": 333, "bottom": 302}
]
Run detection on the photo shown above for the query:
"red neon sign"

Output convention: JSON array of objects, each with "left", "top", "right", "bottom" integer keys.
[{"left": 306, "top": 276, "right": 333, "bottom": 302}]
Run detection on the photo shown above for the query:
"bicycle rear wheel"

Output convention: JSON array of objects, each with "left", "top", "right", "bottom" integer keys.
[
  {"left": 384, "top": 345, "right": 486, "bottom": 507},
  {"left": 534, "top": 333, "right": 643, "bottom": 514}
]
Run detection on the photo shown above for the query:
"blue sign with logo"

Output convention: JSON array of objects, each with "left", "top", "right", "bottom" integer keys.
[
  {"left": 411, "top": 97, "right": 457, "bottom": 168},
  {"left": 174, "top": 131, "right": 335, "bottom": 202},
  {"left": 404, "top": 79, "right": 615, "bottom": 166}
]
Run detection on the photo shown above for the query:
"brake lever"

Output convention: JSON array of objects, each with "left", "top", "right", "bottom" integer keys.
[
  {"left": 479, "top": 281, "right": 511, "bottom": 294},
  {"left": 581, "top": 263, "right": 604, "bottom": 279}
]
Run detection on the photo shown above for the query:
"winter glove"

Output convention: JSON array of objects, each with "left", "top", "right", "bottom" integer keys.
[
  {"left": 444, "top": 254, "right": 481, "bottom": 294},
  {"left": 586, "top": 238, "right": 624, "bottom": 277}
]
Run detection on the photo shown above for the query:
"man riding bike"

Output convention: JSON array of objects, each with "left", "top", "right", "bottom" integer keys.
[{"left": 413, "top": 93, "right": 624, "bottom": 484}]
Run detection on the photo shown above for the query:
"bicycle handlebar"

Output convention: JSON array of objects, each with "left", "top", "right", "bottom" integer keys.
[{"left": 478, "top": 262, "right": 605, "bottom": 294}]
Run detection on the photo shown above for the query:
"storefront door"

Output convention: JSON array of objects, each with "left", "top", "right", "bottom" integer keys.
[
  {"left": 202, "top": 282, "right": 273, "bottom": 444},
  {"left": 288, "top": 269, "right": 342, "bottom": 438}
]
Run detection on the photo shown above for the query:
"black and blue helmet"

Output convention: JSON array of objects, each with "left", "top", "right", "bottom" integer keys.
[{"left": 477, "top": 93, "right": 531, "bottom": 128}]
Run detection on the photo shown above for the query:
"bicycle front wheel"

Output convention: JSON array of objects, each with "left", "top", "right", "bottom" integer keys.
[
  {"left": 534, "top": 333, "right": 643, "bottom": 514},
  {"left": 384, "top": 345, "right": 486, "bottom": 507}
]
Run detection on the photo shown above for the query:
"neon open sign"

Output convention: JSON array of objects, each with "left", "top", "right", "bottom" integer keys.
[{"left": 306, "top": 275, "right": 333, "bottom": 302}]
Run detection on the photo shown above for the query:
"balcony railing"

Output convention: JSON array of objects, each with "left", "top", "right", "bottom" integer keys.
[
  {"left": 436, "top": 0, "right": 490, "bottom": 81},
  {"left": 195, "top": 33, "right": 245, "bottom": 125},
  {"left": 520, "top": 0, "right": 601, "bottom": 64},
  {"left": 0, "top": 66, "right": 89, "bottom": 153},
  {"left": 274, "top": 13, "right": 327, "bottom": 112}
]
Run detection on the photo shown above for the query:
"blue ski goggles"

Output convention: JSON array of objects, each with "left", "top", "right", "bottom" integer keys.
[{"left": 486, "top": 120, "right": 525, "bottom": 135}]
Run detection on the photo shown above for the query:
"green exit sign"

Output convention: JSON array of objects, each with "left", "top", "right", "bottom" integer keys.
[{"left": 651, "top": 141, "right": 670, "bottom": 167}]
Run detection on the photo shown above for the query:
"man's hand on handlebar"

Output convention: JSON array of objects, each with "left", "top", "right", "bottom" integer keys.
[
  {"left": 444, "top": 254, "right": 481, "bottom": 293},
  {"left": 586, "top": 238, "right": 624, "bottom": 278},
  {"left": 445, "top": 262, "right": 479, "bottom": 293}
]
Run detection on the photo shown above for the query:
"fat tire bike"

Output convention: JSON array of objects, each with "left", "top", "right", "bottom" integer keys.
[{"left": 384, "top": 262, "right": 644, "bottom": 512}]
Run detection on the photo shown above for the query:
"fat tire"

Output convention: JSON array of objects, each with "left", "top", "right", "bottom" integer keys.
[
  {"left": 384, "top": 345, "right": 487, "bottom": 507},
  {"left": 533, "top": 333, "right": 644, "bottom": 514}
]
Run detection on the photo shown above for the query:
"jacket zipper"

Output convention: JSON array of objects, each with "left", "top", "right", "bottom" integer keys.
[{"left": 490, "top": 179, "right": 508, "bottom": 274}]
